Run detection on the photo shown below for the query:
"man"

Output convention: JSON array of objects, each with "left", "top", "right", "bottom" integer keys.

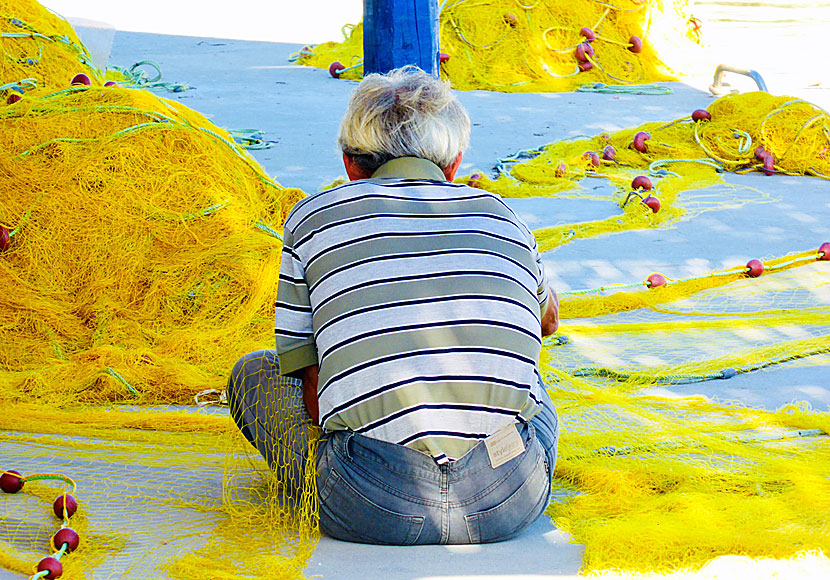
[{"left": 228, "top": 65, "right": 559, "bottom": 545}]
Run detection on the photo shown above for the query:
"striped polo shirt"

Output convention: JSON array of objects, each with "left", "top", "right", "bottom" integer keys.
[{"left": 275, "top": 157, "right": 550, "bottom": 464}]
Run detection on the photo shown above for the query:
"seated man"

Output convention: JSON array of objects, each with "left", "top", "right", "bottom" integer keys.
[{"left": 228, "top": 65, "right": 559, "bottom": 545}]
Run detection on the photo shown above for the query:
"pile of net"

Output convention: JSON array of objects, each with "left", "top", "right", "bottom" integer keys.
[
  {"left": 0, "top": 81, "right": 319, "bottom": 580},
  {"left": 469, "top": 91, "right": 830, "bottom": 251},
  {"left": 0, "top": 0, "right": 102, "bottom": 96},
  {"left": 295, "top": 0, "right": 702, "bottom": 92}
]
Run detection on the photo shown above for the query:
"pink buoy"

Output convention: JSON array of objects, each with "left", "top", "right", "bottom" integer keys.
[
  {"left": 746, "top": 259, "right": 764, "bottom": 278},
  {"left": 631, "top": 175, "right": 653, "bottom": 191},
  {"left": 574, "top": 42, "right": 594, "bottom": 62},
  {"left": 7, "top": 93, "right": 21, "bottom": 104},
  {"left": 503, "top": 13, "right": 519, "bottom": 27},
  {"left": 0, "top": 226, "right": 10, "bottom": 252},
  {"left": 642, "top": 196, "right": 661, "bottom": 213},
  {"left": 554, "top": 162, "right": 567, "bottom": 178},
  {"left": 580, "top": 27, "right": 595, "bottom": 42},
  {"left": 632, "top": 131, "right": 650, "bottom": 153},
  {"left": 0, "top": 470, "right": 24, "bottom": 493},
  {"left": 53, "top": 494, "right": 78, "bottom": 519},
  {"left": 754, "top": 145, "right": 766, "bottom": 160},
  {"left": 762, "top": 152, "right": 775, "bottom": 175},
  {"left": 646, "top": 273, "right": 667, "bottom": 288},
  {"left": 691, "top": 109, "right": 711, "bottom": 122},
  {"left": 37, "top": 557, "right": 63, "bottom": 579},
  {"left": 628, "top": 36, "right": 643, "bottom": 53},
  {"left": 104, "top": 81, "right": 118, "bottom": 87},
  {"left": 602, "top": 145, "right": 616, "bottom": 161},
  {"left": 578, "top": 61, "right": 593, "bottom": 72},
  {"left": 328, "top": 61, "right": 344, "bottom": 78},
  {"left": 468, "top": 173, "right": 482, "bottom": 188},
  {"left": 52, "top": 528, "right": 80, "bottom": 553},
  {"left": 439, "top": 52, "right": 450, "bottom": 64},
  {"left": 818, "top": 242, "right": 830, "bottom": 260},
  {"left": 70, "top": 73, "right": 91, "bottom": 86},
  {"left": 583, "top": 151, "right": 600, "bottom": 167}
]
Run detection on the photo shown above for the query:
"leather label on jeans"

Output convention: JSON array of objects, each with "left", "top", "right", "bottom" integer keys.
[{"left": 484, "top": 423, "right": 524, "bottom": 468}]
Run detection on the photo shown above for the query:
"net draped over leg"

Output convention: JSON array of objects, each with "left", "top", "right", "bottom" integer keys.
[{"left": 227, "top": 349, "right": 313, "bottom": 499}]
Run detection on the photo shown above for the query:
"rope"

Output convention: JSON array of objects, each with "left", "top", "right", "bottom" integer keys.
[
  {"left": 107, "top": 60, "right": 192, "bottom": 93},
  {"left": 577, "top": 82, "right": 672, "bottom": 95}
]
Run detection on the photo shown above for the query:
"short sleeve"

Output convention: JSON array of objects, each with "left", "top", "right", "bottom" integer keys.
[{"left": 275, "top": 227, "right": 318, "bottom": 376}]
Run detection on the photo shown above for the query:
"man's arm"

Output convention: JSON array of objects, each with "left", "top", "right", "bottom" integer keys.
[
  {"left": 541, "top": 286, "right": 559, "bottom": 337},
  {"left": 300, "top": 364, "right": 320, "bottom": 425}
]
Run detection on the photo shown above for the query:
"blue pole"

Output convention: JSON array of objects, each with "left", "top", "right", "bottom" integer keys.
[{"left": 363, "top": 0, "right": 440, "bottom": 77}]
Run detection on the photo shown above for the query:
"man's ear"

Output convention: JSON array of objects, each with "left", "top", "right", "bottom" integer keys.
[
  {"left": 443, "top": 152, "right": 463, "bottom": 181},
  {"left": 343, "top": 153, "right": 373, "bottom": 181}
]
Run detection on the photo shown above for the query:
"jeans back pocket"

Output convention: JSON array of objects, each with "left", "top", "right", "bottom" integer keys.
[{"left": 319, "top": 468, "right": 425, "bottom": 545}]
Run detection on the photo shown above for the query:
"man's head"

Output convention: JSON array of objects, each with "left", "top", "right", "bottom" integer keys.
[{"left": 338, "top": 66, "right": 470, "bottom": 181}]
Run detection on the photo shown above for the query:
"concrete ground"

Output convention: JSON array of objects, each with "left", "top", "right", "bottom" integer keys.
[{"left": 2, "top": 17, "right": 829, "bottom": 580}]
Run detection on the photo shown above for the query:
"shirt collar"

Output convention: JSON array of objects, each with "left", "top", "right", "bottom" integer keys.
[{"left": 370, "top": 157, "right": 447, "bottom": 181}]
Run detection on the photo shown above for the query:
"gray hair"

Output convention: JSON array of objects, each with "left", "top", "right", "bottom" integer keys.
[{"left": 337, "top": 66, "right": 470, "bottom": 173}]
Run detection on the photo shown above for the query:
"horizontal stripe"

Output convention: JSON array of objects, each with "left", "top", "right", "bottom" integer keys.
[
  {"left": 398, "top": 430, "right": 488, "bottom": 446},
  {"left": 357, "top": 403, "right": 518, "bottom": 434},
  {"left": 320, "top": 346, "right": 536, "bottom": 396},
  {"left": 319, "top": 375, "right": 534, "bottom": 426},
  {"left": 309, "top": 248, "right": 537, "bottom": 295}
]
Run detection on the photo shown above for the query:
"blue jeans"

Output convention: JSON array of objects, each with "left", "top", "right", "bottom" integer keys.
[{"left": 227, "top": 350, "right": 559, "bottom": 545}]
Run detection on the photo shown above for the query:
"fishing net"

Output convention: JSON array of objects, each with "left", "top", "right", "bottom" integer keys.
[
  {"left": 294, "top": 0, "right": 702, "bottom": 92},
  {"left": 0, "top": 59, "right": 316, "bottom": 578},
  {"left": 541, "top": 246, "right": 830, "bottom": 572},
  {"left": 0, "top": 0, "right": 102, "bottom": 96},
  {"left": 470, "top": 91, "right": 830, "bottom": 252}
]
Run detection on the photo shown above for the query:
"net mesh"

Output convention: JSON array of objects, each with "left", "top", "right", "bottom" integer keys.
[
  {"left": 295, "top": 0, "right": 702, "bottom": 92},
  {"left": 2, "top": 1, "right": 830, "bottom": 578}
]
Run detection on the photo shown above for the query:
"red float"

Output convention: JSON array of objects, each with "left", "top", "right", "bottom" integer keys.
[
  {"left": 7, "top": 93, "right": 21, "bottom": 104},
  {"left": 1, "top": 470, "right": 24, "bottom": 493},
  {"left": 631, "top": 175, "right": 653, "bottom": 191},
  {"left": 52, "top": 528, "right": 80, "bottom": 553},
  {"left": 574, "top": 43, "right": 594, "bottom": 62},
  {"left": 819, "top": 242, "right": 830, "bottom": 260},
  {"left": 647, "top": 273, "right": 667, "bottom": 288},
  {"left": 691, "top": 109, "right": 711, "bottom": 122},
  {"left": 642, "top": 196, "right": 661, "bottom": 213},
  {"left": 578, "top": 61, "right": 593, "bottom": 72},
  {"left": 762, "top": 152, "right": 775, "bottom": 175},
  {"left": 632, "top": 131, "right": 650, "bottom": 152},
  {"left": 554, "top": 162, "right": 567, "bottom": 178},
  {"left": 503, "top": 13, "right": 519, "bottom": 27},
  {"left": 439, "top": 52, "right": 450, "bottom": 64},
  {"left": 468, "top": 173, "right": 482, "bottom": 188},
  {"left": 0, "top": 226, "right": 10, "bottom": 252},
  {"left": 628, "top": 36, "right": 643, "bottom": 53},
  {"left": 582, "top": 151, "right": 600, "bottom": 167},
  {"left": 754, "top": 145, "right": 766, "bottom": 160},
  {"left": 746, "top": 259, "right": 764, "bottom": 278},
  {"left": 580, "top": 27, "right": 595, "bottom": 42},
  {"left": 37, "top": 556, "right": 63, "bottom": 579},
  {"left": 70, "top": 73, "right": 91, "bottom": 86},
  {"left": 602, "top": 145, "right": 616, "bottom": 161},
  {"left": 53, "top": 494, "right": 78, "bottom": 519},
  {"left": 104, "top": 81, "right": 118, "bottom": 87},
  {"left": 328, "top": 61, "right": 344, "bottom": 78}
]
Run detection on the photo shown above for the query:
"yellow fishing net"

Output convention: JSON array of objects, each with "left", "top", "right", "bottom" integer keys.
[
  {"left": 469, "top": 91, "right": 830, "bottom": 252},
  {"left": 295, "top": 0, "right": 702, "bottom": 92},
  {"left": 2, "top": 1, "right": 830, "bottom": 578},
  {"left": 0, "top": 0, "right": 102, "bottom": 94},
  {"left": 1, "top": 6, "right": 317, "bottom": 574}
]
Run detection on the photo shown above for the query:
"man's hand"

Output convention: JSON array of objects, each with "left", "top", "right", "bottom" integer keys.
[
  {"left": 541, "top": 287, "right": 559, "bottom": 337},
  {"left": 300, "top": 365, "right": 320, "bottom": 425}
]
